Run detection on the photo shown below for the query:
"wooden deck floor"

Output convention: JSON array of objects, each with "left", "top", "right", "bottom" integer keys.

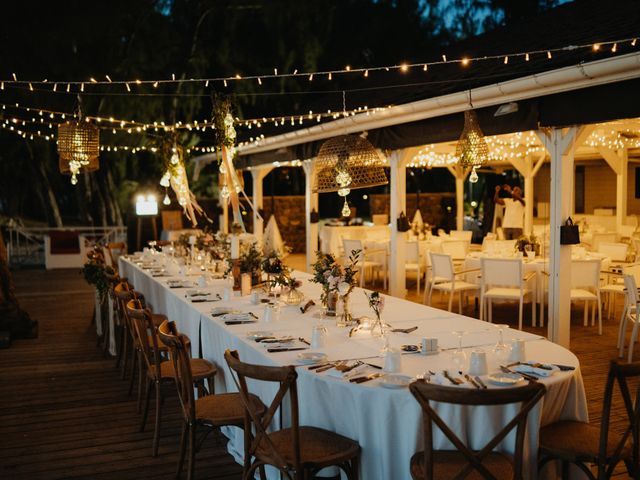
[{"left": 0, "top": 266, "right": 636, "bottom": 479}]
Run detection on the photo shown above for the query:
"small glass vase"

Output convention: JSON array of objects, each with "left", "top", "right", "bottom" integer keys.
[
  {"left": 325, "top": 291, "right": 339, "bottom": 317},
  {"left": 284, "top": 288, "right": 304, "bottom": 306},
  {"left": 371, "top": 315, "right": 384, "bottom": 337},
  {"left": 337, "top": 294, "right": 352, "bottom": 327}
]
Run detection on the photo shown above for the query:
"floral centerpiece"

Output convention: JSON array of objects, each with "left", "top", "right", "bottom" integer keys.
[
  {"left": 310, "top": 251, "right": 339, "bottom": 311},
  {"left": 81, "top": 249, "right": 114, "bottom": 303},
  {"left": 326, "top": 249, "right": 361, "bottom": 326},
  {"left": 515, "top": 234, "right": 540, "bottom": 255},
  {"left": 366, "top": 291, "right": 386, "bottom": 337},
  {"left": 260, "top": 250, "right": 290, "bottom": 294},
  {"left": 283, "top": 275, "right": 304, "bottom": 306},
  {"left": 226, "top": 241, "right": 262, "bottom": 287}
]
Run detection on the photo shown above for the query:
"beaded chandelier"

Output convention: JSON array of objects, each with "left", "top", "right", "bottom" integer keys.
[
  {"left": 456, "top": 110, "right": 489, "bottom": 169},
  {"left": 57, "top": 102, "right": 100, "bottom": 185}
]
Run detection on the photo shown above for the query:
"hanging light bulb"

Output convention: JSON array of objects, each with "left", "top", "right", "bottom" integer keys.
[
  {"left": 341, "top": 198, "right": 351, "bottom": 217},
  {"left": 163, "top": 192, "right": 171, "bottom": 205},
  {"left": 170, "top": 152, "right": 179, "bottom": 165},
  {"left": 469, "top": 166, "right": 479, "bottom": 183},
  {"left": 159, "top": 171, "right": 171, "bottom": 187},
  {"left": 337, "top": 187, "right": 351, "bottom": 197},
  {"left": 220, "top": 185, "right": 230, "bottom": 200}
]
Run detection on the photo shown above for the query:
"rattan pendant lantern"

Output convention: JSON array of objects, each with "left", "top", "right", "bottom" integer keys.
[
  {"left": 456, "top": 110, "right": 488, "bottom": 170},
  {"left": 57, "top": 99, "right": 100, "bottom": 185},
  {"left": 313, "top": 134, "right": 388, "bottom": 216}
]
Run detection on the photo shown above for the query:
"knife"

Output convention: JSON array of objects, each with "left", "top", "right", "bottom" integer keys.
[
  {"left": 225, "top": 320, "right": 257, "bottom": 325},
  {"left": 191, "top": 298, "right": 217, "bottom": 303},
  {"left": 298, "top": 337, "right": 311, "bottom": 346},
  {"left": 267, "top": 347, "right": 309, "bottom": 353},
  {"left": 391, "top": 326, "right": 418, "bottom": 334},
  {"left": 474, "top": 376, "right": 487, "bottom": 389},
  {"left": 349, "top": 373, "right": 384, "bottom": 383},
  {"left": 308, "top": 362, "right": 332, "bottom": 370},
  {"left": 465, "top": 374, "right": 481, "bottom": 389},
  {"left": 443, "top": 370, "right": 463, "bottom": 385},
  {"left": 500, "top": 365, "right": 538, "bottom": 382}
]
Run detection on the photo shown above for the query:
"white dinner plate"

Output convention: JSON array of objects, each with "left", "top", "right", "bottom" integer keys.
[
  {"left": 487, "top": 373, "right": 524, "bottom": 386},
  {"left": 379, "top": 374, "right": 413, "bottom": 389},
  {"left": 221, "top": 313, "right": 252, "bottom": 322},
  {"left": 246, "top": 331, "right": 274, "bottom": 340},
  {"left": 297, "top": 352, "right": 328, "bottom": 365}
]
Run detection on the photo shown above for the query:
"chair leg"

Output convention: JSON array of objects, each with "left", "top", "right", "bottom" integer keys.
[
  {"left": 128, "top": 348, "right": 138, "bottom": 397},
  {"left": 531, "top": 293, "right": 536, "bottom": 327},
  {"left": 479, "top": 295, "right": 484, "bottom": 321},
  {"left": 488, "top": 298, "right": 493, "bottom": 324},
  {"left": 584, "top": 301, "right": 589, "bottom": 326},
  {"left": 617, "top": 303, "right": 628, "bottom": 352},
  {"left": 427, "top": 285, "right": 434, "bottom": 306},
  {"left": 518, "top": 297, "right": 523, "bottom": 331},
  {"left": 447, "top": 290, "right": 454, "bottom": 312},
  {"left": 458, "top": 291, "right": 463, "bottom": 314},
  {"left": 597, "top": 293, "right": 603, "bottom": 335},
  {"left": 628, "top": 321, "right": 640, "bottom": 363},
  {"left": 152, "top": 380, "right": 162, "bottom": 456},
  {"left": 120, "top": 330, "right": 129, "bottom": 380},
  {"left": 140, "top": 378, "right": 153, "bottom": 432},
  {"left": 187, "top": 421, "right": 196, "bottom": 480},
  {"left": 176, "top": 422, "right": 188, "bottom": 479},
  {"left": 136, "top": 353, "right": 145, "bottom": 412}
]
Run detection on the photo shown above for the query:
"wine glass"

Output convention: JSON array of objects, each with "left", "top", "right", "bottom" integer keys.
[
  {"left": 451, "top": 330, "right": 468, "bottom": 369},
  {"left": 493, "top": 324, "right": 512, "bottom": 363}
]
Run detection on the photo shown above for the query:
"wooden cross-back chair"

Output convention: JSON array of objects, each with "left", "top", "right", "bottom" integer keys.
[
  {"left": 409, "top": 380, "right": 546, "bottom": 480},
  {"left": 104, "top": 241, "right": 127, "bottom": 270},
  {"left": 158, "top": 322, "right": 265, "bottom": 480},
  {"left": 126, "top": 302, "right": 216, "bottom": 457},
  {"left": 538, "top": 360, "right": 640, "bottom": 479},
  {"left": 224, "top": 349, "right": 361, "bottom": 480}
]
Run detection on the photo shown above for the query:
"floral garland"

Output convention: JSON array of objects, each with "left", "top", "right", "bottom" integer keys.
[{"left": 159, "top": 135, "right": 203, "bottom": 227}]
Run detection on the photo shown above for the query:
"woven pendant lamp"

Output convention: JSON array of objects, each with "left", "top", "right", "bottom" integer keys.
[
  {"left": 57, "top": 101, "right": 100, "bottom": 185},
  {"left": 313, "top": 134, "right": 388, "bottom": 194},
  {"left": 456, "top": 110, "right": 488, "bottom": 169}
]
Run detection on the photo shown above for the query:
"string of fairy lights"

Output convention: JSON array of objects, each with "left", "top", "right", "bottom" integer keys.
[
  {"left": 0, "top": 37, "right": 636, "bottom": 95},
  {"left": 0, "top": 36, "right": 639, "bottom": 158}
]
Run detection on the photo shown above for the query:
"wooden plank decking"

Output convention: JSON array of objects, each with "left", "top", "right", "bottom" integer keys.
[{"left": 0, "top": 265, "right": 637, "bottom": 479}]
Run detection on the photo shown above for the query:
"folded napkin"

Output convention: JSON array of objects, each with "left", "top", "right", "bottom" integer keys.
[
  {"left": 512, "top": 363, "right": 557, "bottom": 378},
  {"left": 221, "top": 313, "right": 252, "bottom": 322},
  {"left": 326, "top": 363, "right": 368, "bottom": 380},
  {"left": 186, "top": 289, "right": 209, "bottom": 297}
]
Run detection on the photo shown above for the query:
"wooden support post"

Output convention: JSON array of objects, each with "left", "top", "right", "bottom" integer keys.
[
  {"left": 538, "top": 127, "right": 582, "bottom": 347},
  {"left": 389, "top": 150, "right": 408, "bottom": 297},
  {"left": 251, "top": 167, "right": 272, "bottom": 247},
  {"left": 303, "top": 161, "right": 319, "bottom": 273}
]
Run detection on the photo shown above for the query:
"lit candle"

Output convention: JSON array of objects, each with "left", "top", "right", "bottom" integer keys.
[
  {"left": 241, "top": 273, "right": 251, "bottom": 296},
  {"left": 231, "top": 235, "right": 240, "bottom": 259},
  {"left": 188, "top": 235, "right": 196, "bottom": 246}
]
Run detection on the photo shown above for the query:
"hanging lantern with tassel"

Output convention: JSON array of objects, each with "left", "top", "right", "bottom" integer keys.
[
  {"left": 57, "top": 97, "right": 100, "bottom": 185},
  {"left": 313, "top": 134, "right": 388, "bottom": 217},
  {"left": 456, "top": 110, "right": 489, "bottom": 169}
]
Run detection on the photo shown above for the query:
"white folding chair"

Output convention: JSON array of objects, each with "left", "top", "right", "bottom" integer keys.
[
  {"left": 441, "top": 240, "right": 468, "bottom": 261},
  {"left": 601, "top": 262, "right": 640, "bottom": 320},
  {"left": 480, "top": 258, "right": 536, "bottom": 330},
  {"left": 620, "top": 274, "right": 640, "bottom": 361},
  {"left": 342, "top": 238, "right": 385, "bottom": 288},
  {"left": 449, "top": 230, "right": 472, "bottom": 242},
  {"left": 597, "top": 242, "right": 629, "bottom": 262},
  {"left": 405, "top": 241, "right": 422, "bottom": 296},
  {"left": 425, "top": 252, "right": 479, "bottom": 313},
  {"left": 571, "top": 259, "right": 603, "bottom": 335}
]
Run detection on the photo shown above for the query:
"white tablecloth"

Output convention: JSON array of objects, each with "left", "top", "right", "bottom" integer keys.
[{"left": 119, "top": 256, "right": 588, "bottom": 480}]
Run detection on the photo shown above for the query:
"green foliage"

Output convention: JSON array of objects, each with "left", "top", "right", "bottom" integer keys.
[{"left": 81, "top": 262, "right": 114, "bottom": 302}]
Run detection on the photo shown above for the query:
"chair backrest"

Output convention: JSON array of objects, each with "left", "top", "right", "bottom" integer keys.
[
  {"left": 592, "top": 232, "right": 618, "bottom": 252},
  {"left": 430, "top": 252, "right": 454, "bottom": 281},
  {"left": 623, "top": 263, "right": 640, "bottom": 286},
  {"left": 157, "top": 320, "right": 195, "bottom": 424},
  {"left": 598, "top": 242, "right": 629, "bottom": 262},
  {"left": 224, "top": 349, "right": 301, "bottom": 473},
  {"left": 482, "top": 239, "right": 517, "bottom": 255},
  {"left": 406, "top": 241, "right": 420, "bottom": 263},
  {"left": 623, "top": 274, "right": 639, "bottom": 307},
  {"left": 441, "top": 240, "right": 467, "bottom": 259},
  {"left": 126, "top": 299, "right": 162, "bottom": 380},
  {"left": 372, "top": 214, "right": 388, "bottom": 226},
  {"left": 480, "top": 258, "right": 523, "bottom": 288},
  {"left": 571, "top": 259, "right": 601, "bottom": 290},
  {"left": 409, "top": 380, "right": 545, "bottom": 480},
  {"left": 342, "top": 238, "right": 363, "bottom": 261},
  {"left": 598, "top": 360, "right": 640, "bottom": 472},
  {"left": 105, "top": 242, "right": 127, "bottom": 266},
  {"left": 450, "top": 230, "right": 472, "bottom": 242}
]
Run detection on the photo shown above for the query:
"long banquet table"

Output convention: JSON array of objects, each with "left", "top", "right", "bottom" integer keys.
[{"left": 120, "top": 255, "right": 588, "bottom": 480}]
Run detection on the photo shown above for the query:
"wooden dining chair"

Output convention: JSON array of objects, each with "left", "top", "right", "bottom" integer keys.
[
  {"left": 409, "top": 380, "right": 546, "bottom": 480},
  {"left": 158, "top": 321, "right": 265, "bottom": 480},
  {"left": 224, "top": 349, "right": 361, "bottom": 480},
  {"left": 538, "top": 360, "right": 639, "bottom": 479},
  {"left": 126, "top": 301, "right": 217, "bottom": 457}
]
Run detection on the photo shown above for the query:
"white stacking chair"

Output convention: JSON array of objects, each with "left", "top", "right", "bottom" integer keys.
[
  {"left": 425, "top": 252, "right": 479, "bottom": 313},
  {"left": 591, "top": 232, "right": 618, "bottom": 252},
  {"left": 597, "top": 242, "right": 629, "bottom": 262},
  {"left": 449, "top": 230, "right": 472, "bottom": 243},
  {"left": 441, "top": 240, "right": 468, "bottom": 261},
  {"left": 620, "top": 274, "right": 640, "bottom": 362},
  {"left": 571, "top": 259, "right": 603, "bottom": 335},
  {"left": 480, "top": 258, "right": 536, "bottom": 330},
  {"left": 601, "top": 262, "right": 640, "bottom": 320},
  {"left": 342, "top": 238, "right": 385, "bottom": 288},
  {"left": 405, "top": 241, "right": 422, "bottom": 296}
]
